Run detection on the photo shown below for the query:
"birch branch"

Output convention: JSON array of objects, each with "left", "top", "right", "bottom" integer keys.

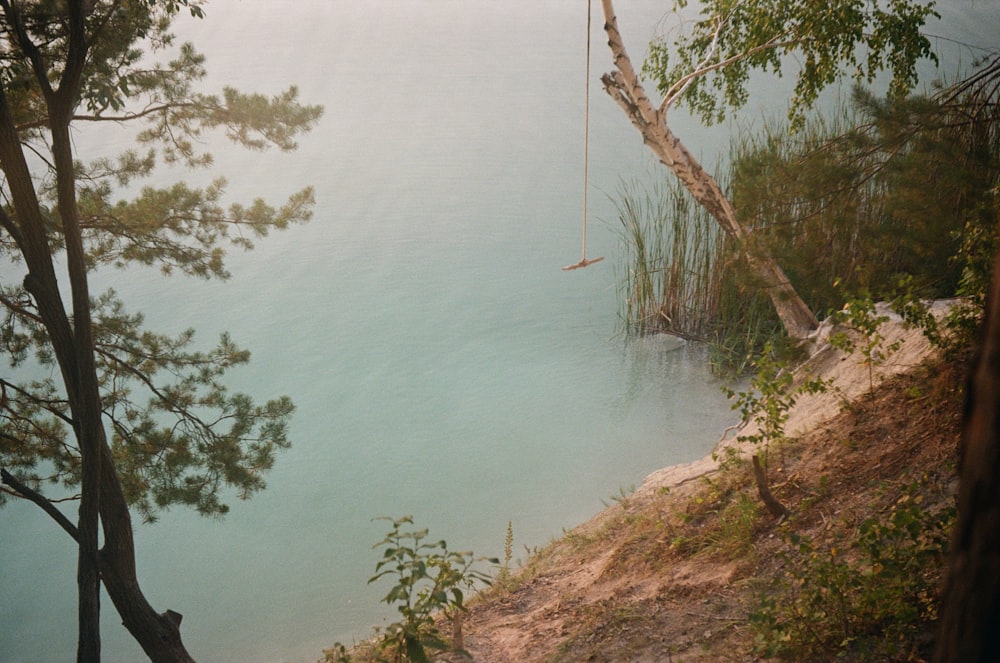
[
  {"left": 661, "top": 15, "right": 726, "bottom": 113},
  {"left": 600, "top": 0, "right": 662, "bottom": 131},
  {"left": 659, "top": 33, "right": 799, "bottom": 114}
]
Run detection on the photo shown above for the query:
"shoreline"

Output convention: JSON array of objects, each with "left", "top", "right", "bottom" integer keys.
[
  {"left": 634, "top": 307, "right": 938, "bottom": 503},
  {"left": 437, "top": 309, "right": 952, "bottom": 663}
]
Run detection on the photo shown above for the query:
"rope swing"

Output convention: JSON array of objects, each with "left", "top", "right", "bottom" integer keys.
[{"left": 562, "top": 0, "right": 604, "bottom": 271}]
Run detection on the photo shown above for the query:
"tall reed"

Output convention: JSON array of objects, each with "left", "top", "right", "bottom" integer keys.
[
  {"left": 614, "top": 176, "right": 722, "bottom": 339},
  {"left": 613, "top": 176, "right": 780, "bottom": 374}
]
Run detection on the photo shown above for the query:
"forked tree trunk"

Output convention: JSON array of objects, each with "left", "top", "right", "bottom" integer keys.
[
  {"left": 0, "top": 3, "right": 196, "bottom": 659},
  {"left": 0, "top": 461, "right": 195, "bottom": 663},
  {"left": 598, "top": 0, "right": 819, "bottom": 340},
  {"left": 97, "top": 446, "right": 196, "bottom": 663},
  {"left": 935, "top": 249, "right": 1000, "bottom": 662},
  {"left": 0, "top": 139, "right": 197, "bottom": 663},
  {"left": 0, "top": 84, "right": 102, "bottom": 663}
]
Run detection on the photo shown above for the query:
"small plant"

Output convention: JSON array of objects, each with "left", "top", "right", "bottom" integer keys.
[
  {"left": 711, "top": 443, "right": 744, "bottom": 473},
  {"left": 829, "top": 290, "right": 902, "bottom": 393},
  {"left": 329, "top": 516, "right": 496, "bottom": 663},
  {"left": 496, "top": 520, "right": 514, "bottom": 588},
  {"left": 724, "top": 344, "right": 829, "bottom": 516},
  {"left": 750, "top": 482, "right": 954, "bottom": 660},
  {"left": 725, "top": 346, "right": 829, "bottom": 450},
  {"left": 603, "top": 484, "right": 636, "bottom": 509}
]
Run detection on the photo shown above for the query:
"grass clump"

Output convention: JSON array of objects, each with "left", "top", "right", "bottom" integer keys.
[{"left": 613, "top": 176, "right": 780, "bottom": 375}]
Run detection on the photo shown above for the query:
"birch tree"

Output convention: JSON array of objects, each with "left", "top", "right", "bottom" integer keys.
[
  {"left": 598, "top": 0, "right": 938, "bottom": 340},
  {"left": 0, "top": 1, "right": 321, "bottom": 661}
]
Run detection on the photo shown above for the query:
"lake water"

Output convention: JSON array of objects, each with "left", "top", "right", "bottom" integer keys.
[{"left": 0, "top": 2, "right": 995, "bottom": 662}]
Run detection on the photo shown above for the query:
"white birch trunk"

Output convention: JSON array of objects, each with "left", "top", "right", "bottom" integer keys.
[{"left": 598, "top": 0, "right": 818, "bottom": 340}]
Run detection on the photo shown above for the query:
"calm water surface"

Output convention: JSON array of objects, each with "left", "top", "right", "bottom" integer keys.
[{"left": 0, "top": 1, "right": 994, "bottom": 661}]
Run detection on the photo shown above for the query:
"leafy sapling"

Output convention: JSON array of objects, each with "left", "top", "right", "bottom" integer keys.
[
  {"left": 829, "top": 290, "right": 902, "bottom": 394},
  {"left": 330, "top": 516, "right": 496, "bottom": 663},
  {"left": 724, "top": 344, "right": 830, "bottom": 517}
]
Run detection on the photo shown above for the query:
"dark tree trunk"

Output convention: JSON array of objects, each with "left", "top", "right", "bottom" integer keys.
[
  {"left": 97, "top": 445, "right": 196, "bottom": 663},
  {"left": 752, "top": 454, "right": 789, "bottom": 519},
  {"left": 0, "top": 3, "right": 197, "bottom": 659},
  {"left": 4, "top": 1, "right": 104, "bottom": 657},
  {"left": 0, "top": 84, "right": 101, "bottom": 663},
  {"left": 935, "top": 249, "right": 1000, "bottom": 662},
  {"left": 0, "top": 462, "right": 196, "bottom": 663}
]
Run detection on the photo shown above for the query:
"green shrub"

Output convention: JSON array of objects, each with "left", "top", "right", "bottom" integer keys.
[
  {"left": 724, "top": 344, "right": 830, "bottom": 450},
  {"left": 750, "top": 484, "right": 954, "bottom": 660}
]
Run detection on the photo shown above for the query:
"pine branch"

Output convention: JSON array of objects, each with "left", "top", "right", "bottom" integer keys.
[{"left": 0, "top": 466, "right": 79, "bottom": 540}]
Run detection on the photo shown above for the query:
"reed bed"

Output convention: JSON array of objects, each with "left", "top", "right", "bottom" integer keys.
[
  {"left": 613, "top": 176, "right": 779, "bottom": 374},
  {"left": 615, "top": 73, "right": 1000, "bottom": 377},
  {"left": 614, "top": 177, "right": 721, "bottom": 339}
]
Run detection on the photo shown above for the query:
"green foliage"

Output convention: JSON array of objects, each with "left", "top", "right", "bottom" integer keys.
[
  {"left": 829, "top": 291, "right": 902, "bottom": 394},
  {"left": 330, "top": 516, "right": 497, "bottom": 663},
  {"left": 728, "top": 86, "right": 998, "bottom": 318},
  {"left": 79, "top": 178, "right": 316, "bottom": 278},
  {"left": 890, "top": 185, "right": 999, "bottom": 359},
  {"left": 644, "top": 0, "right": 939, "bottom": 129},
  {"left": 724, "top": 344, "right": 829, "bottom": 449},
  {"left": 703, "top": 261, "right": 780, "bottom": 376},
  {"left": 0, "top": 286, "right": 295, "bottom": 519},
  {"left": 0, "top": 1, "right": 322, "bottom": 517},
  {"left": 751, "top": 485, "right": 954, "bottom": 660}
]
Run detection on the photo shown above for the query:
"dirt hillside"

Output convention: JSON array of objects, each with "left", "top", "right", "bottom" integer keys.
[{"left": 450, "top": 311, "right": 962, "bottom": 662}]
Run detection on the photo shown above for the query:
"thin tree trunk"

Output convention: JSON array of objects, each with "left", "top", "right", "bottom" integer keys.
[
  {"left": 598, "top": 0, "right": 818, "bottom": 340},
  {"left": 935, "top": 248, "right": 1000, "bottom": 662},
  {"left": 31, "top": 2, "right": 103, "bottom": 657},
  {"left": 52, "top": 89, "right": 105, "bottom": 663},
  {"left": 0, "top": 83, "right": 101, "bottom": 663},
  {"left": 751, "top": 454, "right": 789, "bottom": 519}
]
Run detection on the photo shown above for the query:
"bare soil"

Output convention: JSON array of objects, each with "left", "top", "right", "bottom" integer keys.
[{"left": 447, "top": 324, "right": 964, "bottom": 662}]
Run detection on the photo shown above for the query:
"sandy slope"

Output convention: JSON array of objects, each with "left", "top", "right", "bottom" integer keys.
[{"left": 446, "top": 308, "right": 958, "bottom": 663}]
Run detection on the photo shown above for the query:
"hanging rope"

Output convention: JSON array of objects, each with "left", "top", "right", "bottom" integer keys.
[{"left": 562, "top": 0, "right": 604, "bottom": 271}]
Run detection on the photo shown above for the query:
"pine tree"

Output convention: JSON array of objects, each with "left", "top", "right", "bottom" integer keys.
[{"left": 0, "top": 2, "right": 322, "bottom": 660}]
